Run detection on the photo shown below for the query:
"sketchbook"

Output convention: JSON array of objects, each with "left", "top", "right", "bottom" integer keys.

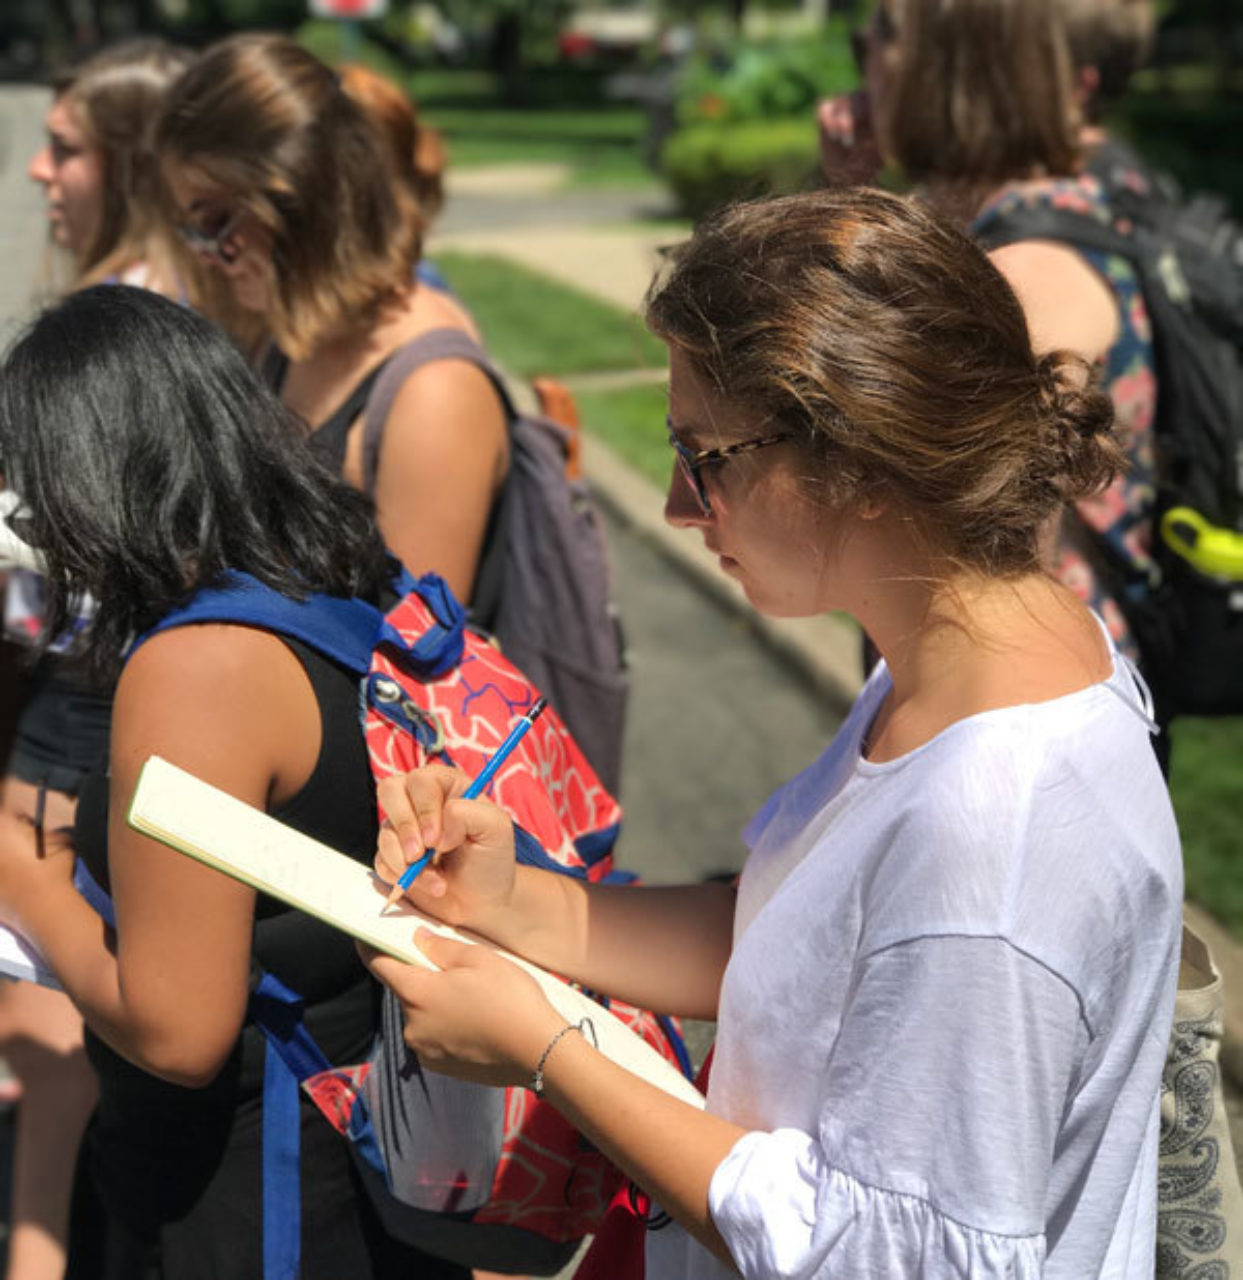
[{"left": 127, "top": 755, "right": 705, "bottom": 1109}]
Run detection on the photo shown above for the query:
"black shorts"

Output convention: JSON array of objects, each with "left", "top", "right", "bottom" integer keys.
[{"left": 7, "top": 656, "right": 113, "bottom": 797}]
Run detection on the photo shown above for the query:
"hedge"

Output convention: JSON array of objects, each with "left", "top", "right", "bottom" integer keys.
[{"left": 660, "top": 116, "right": 820, "bottom": 221}]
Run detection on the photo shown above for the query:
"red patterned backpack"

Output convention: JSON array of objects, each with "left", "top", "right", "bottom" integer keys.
[{"left": 145, "top": 568, "right": 691, "bottom": 1279}]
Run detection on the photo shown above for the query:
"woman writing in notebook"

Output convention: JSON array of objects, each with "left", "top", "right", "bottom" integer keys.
[
  {"left": 155, "top": 33, "right": 508, "bottom": 602},
  {"left": 369, "top": 188, "right": 1183, "bottom": 1277},
  {"left": 0, "top": 286, "right": 468, "bottom": 1280}
]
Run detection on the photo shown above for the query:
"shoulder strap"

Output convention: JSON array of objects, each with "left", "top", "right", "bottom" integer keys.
[
  {"left": 258, "top": 344, "right": 290, "bottom": 394},
  {"left": 132, "top": 569, "right": 468, "bottom": 681},
  {"left": 137, "top": 573, "right": 383, "bottom": 674},
  {"left": 975, "top": 204, "right": 1135, "bottom": 262},
  {"left": 360, "top": 328, "right": 519, "bottom": 497}
]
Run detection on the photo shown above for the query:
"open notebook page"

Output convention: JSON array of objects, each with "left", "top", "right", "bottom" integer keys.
[
  {"left": 128, "top": 755, "right": 704, "bottom": 1109},
  {"left": 0, "top": 924, "right": 60, "bottom": 988},
  {"left": 0, "top": 492, "right": 45, "bottom": 573}
]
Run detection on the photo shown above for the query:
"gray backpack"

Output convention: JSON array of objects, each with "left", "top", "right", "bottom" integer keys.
[{"left": 349, "top": 328, "right": 629, "bottom": 795}]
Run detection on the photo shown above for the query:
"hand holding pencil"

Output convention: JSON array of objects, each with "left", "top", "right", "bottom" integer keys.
[{"left": 378, "top": 697, "right": 547, "bottom": 912}]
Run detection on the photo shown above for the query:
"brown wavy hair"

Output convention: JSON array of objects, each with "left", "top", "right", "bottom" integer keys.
[
  {"left": 874, "top": 0, "right": 1081, "bottom": 194},
  {"left": 338, "top": 63, "right": 446, "bottom": 224},
  {"left": 156, "top": 34, "right": 421, "bottom": 361},
  {"left": 646, "top": 188, "right": 1122, "bottom": 578},
  {"left": 54, "top": 37, "right": 196, "bottom": 289}
]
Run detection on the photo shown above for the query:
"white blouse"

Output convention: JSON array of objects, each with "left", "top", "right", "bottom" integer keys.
[{"left": 647, "top": 647, "right": 1182, "bottom": 1279}]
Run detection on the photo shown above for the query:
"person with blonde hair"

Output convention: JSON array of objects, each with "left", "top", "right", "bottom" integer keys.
[
  {"left": 157, "top": 34, "right": 508, "bottom": 603},
  {"left": 27, "top": 37, "right": 195, "bottom": 293},
  {"left": 368, "top": 187, "right": 1181, "bottom": 1278}
]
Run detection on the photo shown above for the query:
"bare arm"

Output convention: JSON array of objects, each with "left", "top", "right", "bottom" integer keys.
[
  {"left": 3, "top": 625, "right": 319, "bottom": 1085},
  {"left": 371, "top": 357, "right": 509, "bottom": 601},
  {"left": 493, "top": 870, "right": 734, "bottom": 1019},
  {"left": 989, "top": 240, "right": 1119, "bottom": 360}
]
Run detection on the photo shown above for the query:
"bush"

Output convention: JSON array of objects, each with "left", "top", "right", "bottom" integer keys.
[
  {"left": 673, "top": 28, "right": 857, "bottom": 130},
  {"left": 661, "top": 116, "right": 819, "bottom": 220}
]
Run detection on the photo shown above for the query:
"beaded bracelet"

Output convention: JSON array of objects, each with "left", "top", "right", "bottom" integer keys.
[{"left": 531, "top": 1016, "right": 597, "bottom": 1097}]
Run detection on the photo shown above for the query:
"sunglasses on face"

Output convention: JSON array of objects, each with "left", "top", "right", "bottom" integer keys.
[
  {"left": 666, "top": 417, "right": 794, "bottom": 516},
  {"left": 175, "top": 206, "right": 244, "bottom": 264}
]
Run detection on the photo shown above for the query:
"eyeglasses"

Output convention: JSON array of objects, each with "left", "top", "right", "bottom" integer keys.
[
  {"left": 175, "top": 206, "right": 244, "bottom": 264},
  {"left": 666, "top": 417, "right": 794, "bottom": 516}
]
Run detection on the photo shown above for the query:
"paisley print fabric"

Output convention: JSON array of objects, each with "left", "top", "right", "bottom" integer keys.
[{"left": 1156, "top": 927, "right": 1243, "bottom": 1279}]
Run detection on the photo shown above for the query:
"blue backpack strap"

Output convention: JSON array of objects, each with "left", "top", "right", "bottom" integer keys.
[
  {"left": 72, "top": 860, "right": 116, "bottom": 929},
  {"left": 133, "top": 569, "right": 467, "bottom": 680},
  {"left": 249, "top": 969, "right": 390, "bottom": 1280},
  {"left": 248, "top": 972, "right": 309, "bottom": 1280}
]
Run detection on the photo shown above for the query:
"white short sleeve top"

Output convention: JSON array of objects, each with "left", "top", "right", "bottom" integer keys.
[{"left": 647, "top": 647, "right": 1182, "bottom": 1280}]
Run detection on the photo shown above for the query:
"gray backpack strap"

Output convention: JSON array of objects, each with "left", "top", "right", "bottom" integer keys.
[{"left": 361, "top": 328, "right": 517, "bottom": 497}]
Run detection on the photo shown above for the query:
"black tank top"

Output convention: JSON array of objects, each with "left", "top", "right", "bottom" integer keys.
[{"left": 73, "top": 637, "right": 379, "bottom": 1227}]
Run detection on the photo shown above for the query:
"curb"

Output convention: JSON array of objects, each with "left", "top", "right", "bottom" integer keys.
[{"left": 578, "top": 431, "right": 1243, "bottom": 1084}]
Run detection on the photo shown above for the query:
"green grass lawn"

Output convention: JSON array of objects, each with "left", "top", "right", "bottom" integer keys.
[
  {"left": 433, "top": 249, "right": 673, "bottom": 479},
  {"left": 572, "top": 382, "right": 671, "bottom": 487},
  {"left": 296, "top": 26, "right": 652, "bottom": 187},
  {"left": 415, "top": 104, "right": 650, "bottom": 185},
  {"left": 1171, "top": 718, "right": 1243, "bottom": 934},
  {"left": 434, "top": 251, "right": 665, "bottom": 378}
]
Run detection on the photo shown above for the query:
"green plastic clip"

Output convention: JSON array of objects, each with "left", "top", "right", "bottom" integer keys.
[{"left": 1160, "top": 507, "right": 1243, "bottom": 581}]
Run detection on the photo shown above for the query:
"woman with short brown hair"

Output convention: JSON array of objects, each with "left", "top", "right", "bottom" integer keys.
[
  {"left": 821, "top": 0, "right": 1160, "bottom": 726},
  {"left": 156, "top": 35, "right": 508, "bottom": 602}
]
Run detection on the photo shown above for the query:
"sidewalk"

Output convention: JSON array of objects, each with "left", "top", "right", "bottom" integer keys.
[{"left": 432, "top": 162, "right": 1243, "bottom": 1084}]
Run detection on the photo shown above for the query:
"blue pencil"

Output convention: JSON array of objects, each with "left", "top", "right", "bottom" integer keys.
[{"left": 382, "top": 697, "right": 549, "bottom": 909}]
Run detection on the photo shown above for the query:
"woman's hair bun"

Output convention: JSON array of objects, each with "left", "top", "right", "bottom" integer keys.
[{"left": 1035, "top": 351, "right": 1124, "bottom": 502}]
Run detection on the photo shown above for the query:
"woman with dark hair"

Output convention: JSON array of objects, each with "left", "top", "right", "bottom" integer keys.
[
  {"left": 367, "top": 188, "right": 1181, "bottom": 1278},
  {"left": 2, "top": 38, "right": 201, "bottom": 1280},
  {"left": 156, "top": 33, "right": 508, "bottom": 603},
  {"left": 0, "top": 285, "right": 468, "bottom": 1280}
]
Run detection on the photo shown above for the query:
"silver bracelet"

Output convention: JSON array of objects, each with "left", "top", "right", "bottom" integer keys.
[{"left": 530, "top": 1016, "right": 596, "bottom": 1097}]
